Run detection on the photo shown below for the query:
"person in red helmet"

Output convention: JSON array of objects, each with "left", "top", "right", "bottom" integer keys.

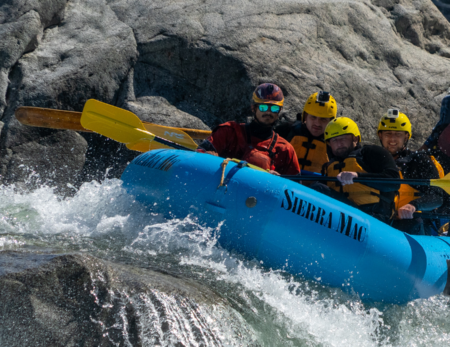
[{"left": 197, "top": 83, "right": 300, "bottom": 175}]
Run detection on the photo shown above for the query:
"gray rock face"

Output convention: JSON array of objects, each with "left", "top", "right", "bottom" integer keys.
[
  {"left": 124, "top": 96, "right": 212, "bottom": 130},
  {"left": 107, "top": 0, "right": 450, "bottom": 148},
  {"left": 0, "top": 0, "right": 67, "bottom": 116},
  {"left": 1, "top": 0, "right": 450, "bottom": 186},
  {"left": 0, "top": 252, "right": 228, "bottom": 346},
  {"left": 0, "top": 130, "right": 87, "bottom": 191},
  {"left": 0, "top": 0, "right": 138, "bottom": 187}
]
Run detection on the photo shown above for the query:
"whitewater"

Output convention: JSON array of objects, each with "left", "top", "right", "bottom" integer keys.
[{"left": 1, "top": 178, "right": 450, "bottom": 347}]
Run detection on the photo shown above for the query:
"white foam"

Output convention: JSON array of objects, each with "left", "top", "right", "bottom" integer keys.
[{"left": 1, "top": 179, "right": 449, "bottom": 346}]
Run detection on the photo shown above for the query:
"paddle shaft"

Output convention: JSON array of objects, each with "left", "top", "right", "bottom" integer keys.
[
  {"left": 15, "top": 107, "right": 87, "bottom": 132},
  {"left": 153, "top": 136, "right": 195, "bottom": 151},
  {"left": 413, "top": 213, "right": 450, "bottom": 220},
  {"left": 283, "top": 175, "right": 431, "bottom": 186}
]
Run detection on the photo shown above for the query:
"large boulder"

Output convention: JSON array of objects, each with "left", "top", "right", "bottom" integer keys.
[
  {"left": 0, "top": 0, "right": 138, "bottom": 187},
  {"left": 0, "top": 0, "right": 68, "bottom": 116},
  {"left": 107, "top": 0, "right": 450, "bottom": 147},
  {"left": 1, "top": 0, "right": 450, "bottom": 187},
  {"left": 0, "top": 252, "right": 232, "bottom": 346}
]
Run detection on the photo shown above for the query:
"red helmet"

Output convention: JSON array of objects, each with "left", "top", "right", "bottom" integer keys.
[{"left": 252, "top": 83, "right": 284, "bottom": 106}]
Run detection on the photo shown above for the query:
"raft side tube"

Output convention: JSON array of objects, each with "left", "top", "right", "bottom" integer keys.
[{"left": 121, "top": 150, "right": 450, "bottom": 303}]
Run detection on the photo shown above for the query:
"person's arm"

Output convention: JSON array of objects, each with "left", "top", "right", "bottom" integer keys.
[
  {"left": 280, "top": 148, "right": 301, "bottom": 175},
  {"left": 398, "top": 194, "right": 443, "bottom": 219},
  {"left": 273, "top": 141, "right": 301, "bottom": 175},
  {"left": 354, "top": 146, "right": 400, "bottom": 192},
  {"left": 402, "top": 153, "right": 443, "bottom": 211},
  {"left": 197, "top": 126, "right": 237, "bottom": 157},
  {"left": 197, "top": 139, "right": 218, "bottom": 155},
  {"left": 409, "top": 194, "right": 443, "bottom": 211},
  {"left": 422, "top": 123, "right": 448, "bottom": 150}
]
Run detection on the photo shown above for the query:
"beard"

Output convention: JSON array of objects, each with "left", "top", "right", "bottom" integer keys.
[
  {"left": 253, "top": 113, "right": 275, "bottom": 127},
  {"left": 333, "top": 145, "right": 354, "bottom": 159}
]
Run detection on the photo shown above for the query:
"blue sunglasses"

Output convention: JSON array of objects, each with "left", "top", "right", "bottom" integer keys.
[{"left": 258, "top": 104, "right": 281, "bottom": 113}]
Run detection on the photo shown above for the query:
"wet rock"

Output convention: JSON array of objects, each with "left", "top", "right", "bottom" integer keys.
[
  {"left": 0, "top": 130, "right": 87, "bottom": 191},
  {"left": 0, "top": 251, "right": 226, "bottom": 346},
  {"left": 124, "top": 96, "right": 211, "bottom": 130},
  {"left": 0, "top": 0, "right": 137, "bottom": 188},
  {"left": 0, "top": 0, "right": 67, "bottom": 116}
]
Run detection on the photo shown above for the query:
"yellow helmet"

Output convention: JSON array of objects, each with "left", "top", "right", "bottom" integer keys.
[
  {"left": 324, "top": 117, "right": 361, "bottom": 142},
  {"left": 302, "top": 91, "right": 337, "bottom": 121},
  {"left": 377, "top": 109, "right": 412, "bottom": 138}
]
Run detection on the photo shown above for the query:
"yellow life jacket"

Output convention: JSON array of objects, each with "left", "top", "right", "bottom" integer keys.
[
  {"left": 290, "top": 135, "right": 328, "bottom": 173},
  {"left": 325, "top": 156, "right": 381, "bottom": 206},
  {"left": 395, "top": 171, "right": 421, "bottom": 210}
]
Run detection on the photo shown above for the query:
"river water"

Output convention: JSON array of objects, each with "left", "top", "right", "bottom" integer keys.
[{"left": 1, "top": 178, "right": 450, "bottom": 346}]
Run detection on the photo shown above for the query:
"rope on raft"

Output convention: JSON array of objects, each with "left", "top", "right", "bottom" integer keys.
[{"left": 218, "top": 158, "right": 232, "bottom": 188}]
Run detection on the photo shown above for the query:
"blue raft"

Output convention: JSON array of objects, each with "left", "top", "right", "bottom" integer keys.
[{"left": 121, "top": 149, "right": 450, "bottom": 304}]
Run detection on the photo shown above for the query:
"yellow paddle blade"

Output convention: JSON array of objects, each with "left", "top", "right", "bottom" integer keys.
[
  {"left": 81, "top": 99, "right": 198, "bottom": 152},
  {"left": 81, "top": 99, "right": 149, "bottom": 141},
  {"left": 430, "top": 172, "right": 450, "bottom": 195}
]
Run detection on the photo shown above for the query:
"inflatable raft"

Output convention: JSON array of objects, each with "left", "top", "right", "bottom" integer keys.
[{"left": 121, "top": 149, "right": 450, "bottom": 304}]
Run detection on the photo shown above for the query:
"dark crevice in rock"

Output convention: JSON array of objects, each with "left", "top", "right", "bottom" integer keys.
[
  {"left": 2, "top": 59, "right": 23, "bottom": 124},
  {"left": 135, "top": 37, "right": 254, "bottom": 128},
  {"left": 43, "top": 3, "right": 67, "bottom": 29},
  {"left": 113, "top": 66, "right": 134, "bottom": 107},
  {"left": 78, "top": 69, "right": 140, "bottom": 184},
  {"left": 104, "top": 2, "right": 254, "bottom": 128}
]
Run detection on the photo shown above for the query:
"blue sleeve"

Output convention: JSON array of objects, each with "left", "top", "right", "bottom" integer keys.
[{"left": 425, "top": 95, "right": 450, "bottom": 148}]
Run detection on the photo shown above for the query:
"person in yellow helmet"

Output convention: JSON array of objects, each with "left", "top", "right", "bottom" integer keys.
[
  {"left": 377, "top": 109, "right": 443, "bottom": 235},
  {"left": 311, "top": 117, "right": 400, "bottom": 223},
  {"left": 280, "top": 91, "right": 337, "bottom": 174}
]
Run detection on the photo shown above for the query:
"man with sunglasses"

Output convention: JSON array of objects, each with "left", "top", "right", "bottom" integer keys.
[{"left": 197, "top": 83, "right": 300, "bottom": 175}]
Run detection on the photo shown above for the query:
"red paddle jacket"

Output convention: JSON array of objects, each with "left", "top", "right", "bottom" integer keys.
[{"left": 201, "top": 121, "right": 300, "bottom": 175}]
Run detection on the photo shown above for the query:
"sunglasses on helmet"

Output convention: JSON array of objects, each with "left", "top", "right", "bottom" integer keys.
[{"left": 258, "top": 104, "right": 281, "bottom": 113}]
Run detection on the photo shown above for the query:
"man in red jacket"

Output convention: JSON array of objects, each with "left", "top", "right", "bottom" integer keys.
[{"left": 197, "top": 83, "right": 300, "bottom": 175}]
